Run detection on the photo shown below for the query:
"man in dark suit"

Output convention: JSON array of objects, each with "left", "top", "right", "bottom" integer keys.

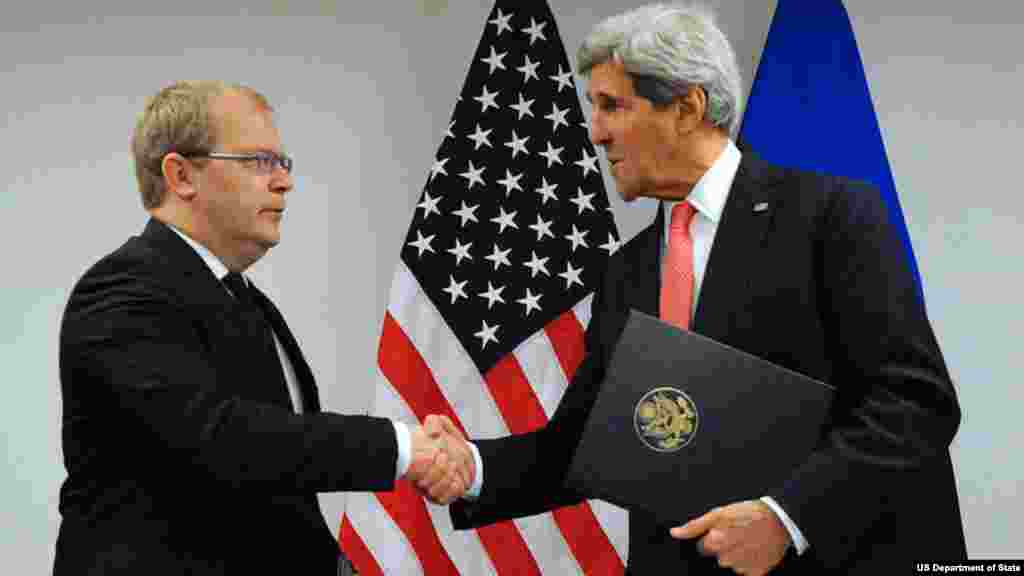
[
  {"left": 443, "top": 4, "right": 965, "bottom": 574},
  {"left": 55, "top": 81, "right": 472, "bottom": 574}
]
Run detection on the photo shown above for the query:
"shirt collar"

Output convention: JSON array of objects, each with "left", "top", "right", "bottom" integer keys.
[
  {"left": 165, "top": 223, "right": 236, "bottom": 283},
  {"left": 664, "top": 138, "right": 742, "bottom": 225}
]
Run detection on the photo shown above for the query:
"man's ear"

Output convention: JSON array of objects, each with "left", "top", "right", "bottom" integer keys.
[
  {"left": 675, "top": 85, "right": 707, "bottom": 135},
  {"left": 161, "top": 153, "right": 199, "bottom": 201}
]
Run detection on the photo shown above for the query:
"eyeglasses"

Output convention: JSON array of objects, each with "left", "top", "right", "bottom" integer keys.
[{"left": 187, "top": 151, "right": 293, "bottom": 174}]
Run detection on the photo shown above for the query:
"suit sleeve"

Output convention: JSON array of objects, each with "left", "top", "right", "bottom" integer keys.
[
  {"left": 771, "top": 177, "right": 961, "bottom": 566},
  {"left": 60, "top": 264, "right": 398, "bottom": 493}
]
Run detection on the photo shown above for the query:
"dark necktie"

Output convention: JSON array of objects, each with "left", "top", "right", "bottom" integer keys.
[
  {"left": 223, "top": 272, "right": 256, "bottom": 309},
  {"left": 222, "top": 272, "right": 291, "bottom": 407}
]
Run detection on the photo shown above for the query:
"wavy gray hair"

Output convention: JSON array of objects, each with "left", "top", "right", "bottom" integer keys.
[{"left": 576, "top": 3, "right": 743, "bottom": 136}]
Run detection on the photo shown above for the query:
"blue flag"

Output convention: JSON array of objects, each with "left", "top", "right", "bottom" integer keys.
[{"left": 739, "top": 0, "right": 924, "bottom": 298}]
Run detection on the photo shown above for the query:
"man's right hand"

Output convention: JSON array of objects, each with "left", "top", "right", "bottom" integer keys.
[{"left": 405, "top": 417, "right": 471, "bottom": 505}]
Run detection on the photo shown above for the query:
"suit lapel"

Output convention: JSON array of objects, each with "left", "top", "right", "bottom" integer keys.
[
  {"left": 624, "top": 205, "right": 664, "bottom": 319},
  {"left": 251, "top": 287, "right": 322, "bottom": 413},
  {"left": 692, "top": 155, "right": 780, "bottom": 343}
]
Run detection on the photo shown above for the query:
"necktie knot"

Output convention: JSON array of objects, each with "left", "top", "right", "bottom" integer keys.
[
  {"left": 223, "top": 272, "right": 251, "bottom": 304},
  {"left": 670, "top": 201, "right": 697, "bottom": 231},
  {"left": 224, "top": 271, "right": 276, "bottom": 344}
]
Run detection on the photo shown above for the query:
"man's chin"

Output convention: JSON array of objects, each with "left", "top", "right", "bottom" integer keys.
[
  {"left": 617, "top": 187, "right": 641, "bottom": 203},
  {"left": 255, "top": 232, "right": 280, "bottom": 250}
]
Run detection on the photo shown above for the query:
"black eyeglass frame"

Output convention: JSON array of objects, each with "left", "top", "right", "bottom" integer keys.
[{"left": 186, "top": 151, "right": 293, "bottom": 174}]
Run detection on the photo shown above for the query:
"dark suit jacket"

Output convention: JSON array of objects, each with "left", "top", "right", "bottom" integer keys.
[
  {"left": 55, "top": 218, "right": 396, "bottom": 575},
  {"left": 452, "top": 155, "right": 965, "bottom": 573}
]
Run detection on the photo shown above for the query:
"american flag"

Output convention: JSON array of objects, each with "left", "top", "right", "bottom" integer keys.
[{"left": 340, "top": 1, "right": 626, "bottom": 573}]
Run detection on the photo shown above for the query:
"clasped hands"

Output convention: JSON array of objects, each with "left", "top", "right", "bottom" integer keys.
[
  {"left": 404, "top": 415, "right": 474, "bottom": 505},
  {"left": 402, "top": 418, "right": 790, "bottom": 575}
]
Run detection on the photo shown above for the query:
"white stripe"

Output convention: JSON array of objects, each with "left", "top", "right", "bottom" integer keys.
[
  {"left": 348, "top": 374, "right": 425, "bottom": 575},
  {"left": 513, "top": 295, "right": 628, "bottom": 568},
  {"left": 513, "top": 514, "right": 583, "bottom": 574},
  {"left": 571, "top": 294, "right": 629, "bottom": 565},
  {"left": 346, "top": 492, "right": 424, "bottom": 575},
  {"left": 425, "top": 495, "right": 499, "bottom": 576},
  {"left": 372, "top": 369, "right": 496, "bottom": 576},
  {"left": 512, "top": 293, "right": 596, "bottom": 419},
  {"left": 376, "top": 263, "right": 622, "bottom": 574},
  {"left": 573, "top": 293, "right": 595, "bottom": 330},
  {"left": 589, "top": 500, "right": 630, "bottom": 566},
  {"left": 387, "top": 262, "right": 508, "bottom": 440},
  {"left": 513, "top": 328, "right": 569, "bottom": 420}
]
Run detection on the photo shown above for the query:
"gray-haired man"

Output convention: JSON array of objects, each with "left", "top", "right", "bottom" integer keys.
[{"left": 443, "top": 4, "right": 965, "bottom": 574}]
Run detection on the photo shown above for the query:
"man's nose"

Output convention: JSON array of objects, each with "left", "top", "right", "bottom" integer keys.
[
  {"left": 589, "top": 115, "right": 609, "bottom": 147},
  {"left": 272, "top": 171, "right": 293, "bottom": 195}
]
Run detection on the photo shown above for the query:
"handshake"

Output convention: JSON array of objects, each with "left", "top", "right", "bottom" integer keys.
[{"left": 404, "top": 415, "right": 475, "bottom": 505}]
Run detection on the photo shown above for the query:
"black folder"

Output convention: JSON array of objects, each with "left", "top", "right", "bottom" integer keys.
[{"left": 565, "top": 310, "right": 834, "bottom": 527}]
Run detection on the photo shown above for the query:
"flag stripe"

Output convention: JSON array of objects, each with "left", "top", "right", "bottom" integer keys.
[
  {"left": 484, "top": 354, "right": 550, "bottom": 435},
  {"left": 516, "top": 296, "right": 630, "bottom": 567},
  {"left": 423, "top": 490, "right": 502, "bottom": 576},
  {"left": 513, "top": 293, "right": 594, "bottom": 419},
  {"left": 386, "top": 265, "right": 622, "bottom": 573},
  {"left": 486, "top": 346, "right": 625, "bottom": 575},
  {"left": 377, "top": 311, "right": 542, "bottom": 575},
  {"left": 544, "top": 308, "right": 587, "bottom": 381},
  {"left": 345, "top": 348, "right": 460, "bottom": 576},
  {"left": 378, "top": 313, "right": 463, "bottom": 433},
  {"left": 388, "top": 261, "right": 509, "bottom": 439},
  {"left": 344, "top": 471, "right": 426, "bottom": 575},
  {"left": 564, "top": 297, "right": 630, "bottom": 565},
  {"left": 573, "top": 293, "right": 595, "bottom": 330},
  {"left": 383, "top": 265, "right": 583, "bottom": 575},
  {"left": 512, "top": 514, "right": 584, "bottom": 574},
  {"left": 589, "top": 500, "right": 630, "bottom": 566},
  {"left": 374, "top": 483, "right": 461, "bottom": 576},
  {"left": 350, "top": 370, "right": 499, "bottom": 576},
  {"left": 515, "top": 328, "right": 571, "bottom": 420},
  {"left": 550, "top": 505, "right": 625, "bottom": 576},
  {"left": 347, "top": 263, "right": 625, "bottom": 575},
  {"left": 339, "top": 516, "right": 384, "bottom": 576}
]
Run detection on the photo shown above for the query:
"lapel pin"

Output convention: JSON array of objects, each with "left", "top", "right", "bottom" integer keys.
[{"left": 753, "top": 202, "right": 769, "bottom": 213}]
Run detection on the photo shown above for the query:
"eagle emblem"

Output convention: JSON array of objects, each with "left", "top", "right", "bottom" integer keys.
[{"left": 634, "top": 387, "right": 699, "bottom": 452}]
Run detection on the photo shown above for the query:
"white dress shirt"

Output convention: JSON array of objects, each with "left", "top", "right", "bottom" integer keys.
[
  {"left": 468, "top": 140, "right": 809, "bottom": 554},
  {"left": 166, "top": 224, "right": 413, "bottom": 481}
]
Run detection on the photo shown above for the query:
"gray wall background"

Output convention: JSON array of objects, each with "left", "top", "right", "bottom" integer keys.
[{"left": 2, "top": 0, "right": 1020, "bottom": 571}]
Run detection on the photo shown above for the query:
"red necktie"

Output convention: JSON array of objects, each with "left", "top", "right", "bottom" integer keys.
[{"left": 660, "top": 202, "right": 697, "bottom": 330}]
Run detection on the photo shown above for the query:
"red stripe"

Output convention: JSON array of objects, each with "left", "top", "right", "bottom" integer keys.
[
  {"left": 375, "top": 482, "right": 460, "bottom": 575},
  {"left": 484, "top": 353, "right": 549, "bottom": 435},
  {"left": 481, "top": 314, "right": 623, "bottom": 576},
  {"left": 551, "top": 504, "right": 625, "bottom": 576},
  {"left": 339, "top": 515, "right": 384, "bottom": 576},
  {"left": 377, "top": 313, "right": 541, "bottom": 575},
  {"left": 547, "top": 312, "right": 624, "bottom": 575},
  {"left": 378, "top": 313, "right": 463, "bottom": 432},
  {"left": 545, "top": 308, "right": 587, "bottom": 381}
]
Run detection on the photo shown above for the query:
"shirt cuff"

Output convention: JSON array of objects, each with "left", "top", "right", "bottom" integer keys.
[
  {"left": 463, "top": 442, "right": 484, "bottom": 500},
  {"left": 393, "top": 421, "right": 411, "bottom": 481},
  {"left": 760, "top": 496, "right": 809, "bottom": 555}
]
